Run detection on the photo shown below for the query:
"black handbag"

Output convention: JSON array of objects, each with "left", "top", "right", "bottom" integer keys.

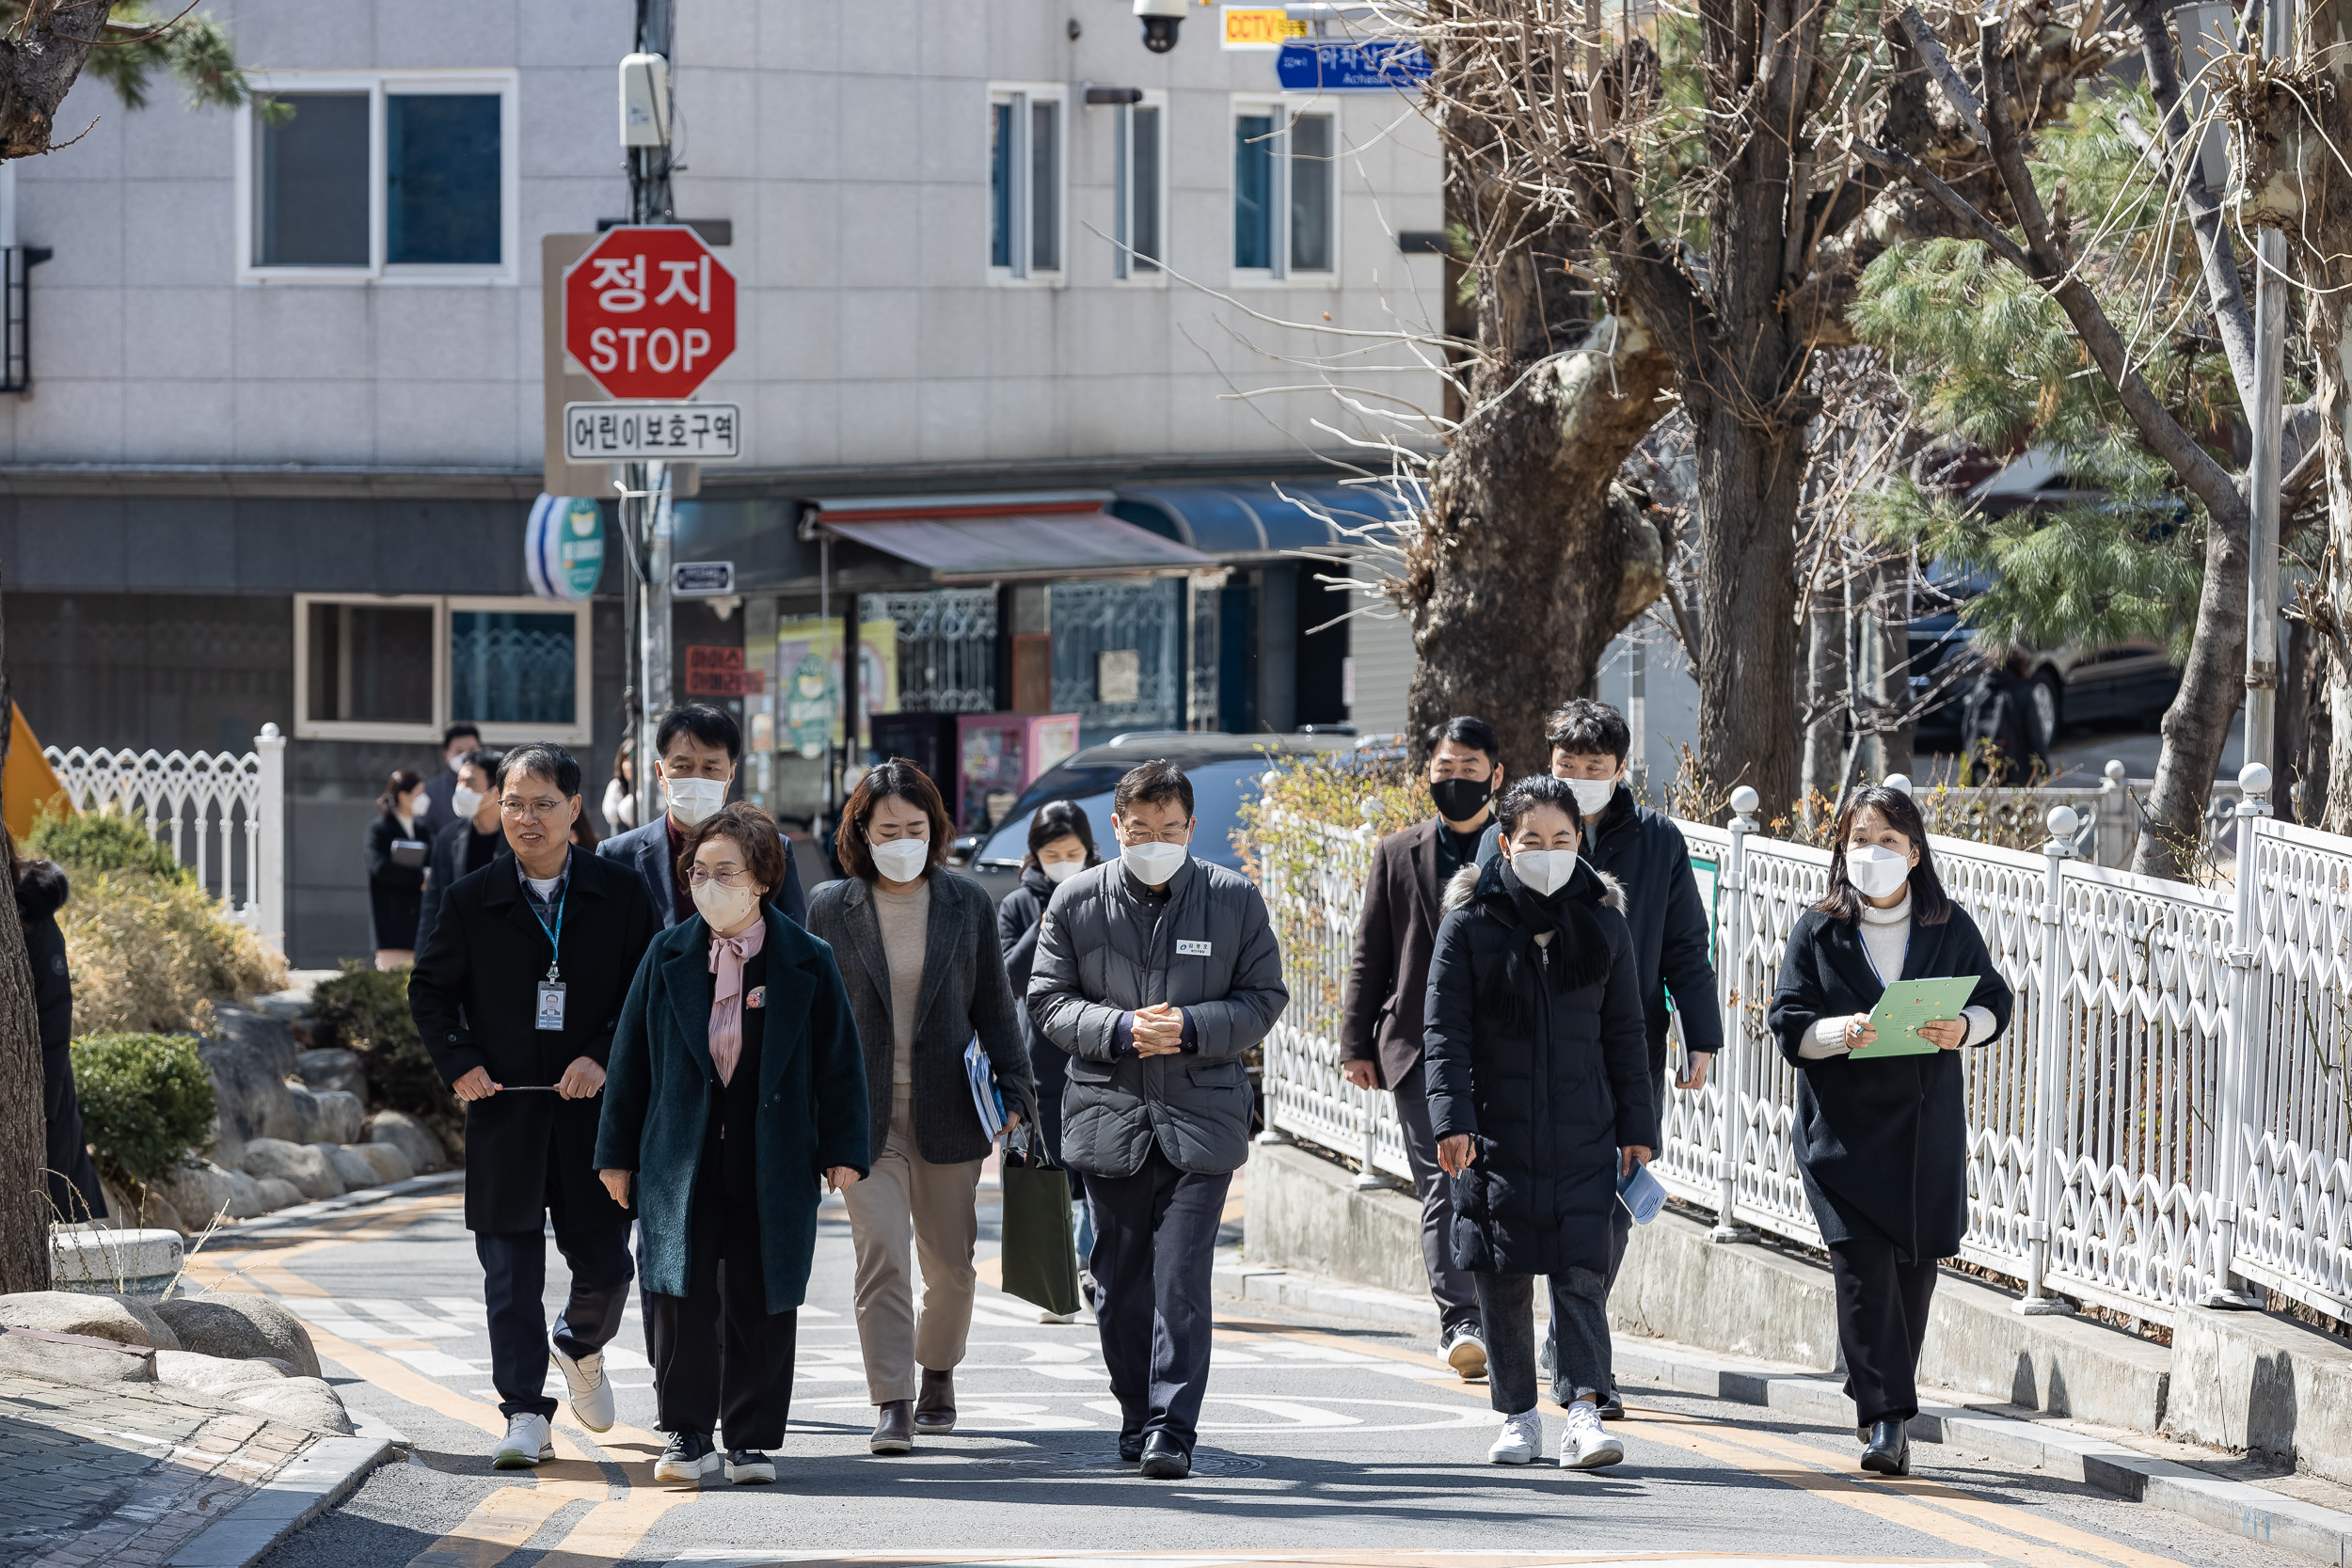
[{"left": 998, "top": 1126, "right": 1083, "bottom": 1318}]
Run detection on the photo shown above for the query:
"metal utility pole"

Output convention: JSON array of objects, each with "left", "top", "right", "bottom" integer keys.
[
  {"left": 2245, "top": 0, "right": 2290, "bottom": 770},
  {"left": 624, "top": 0, "right": 675, "bottom": 826}
]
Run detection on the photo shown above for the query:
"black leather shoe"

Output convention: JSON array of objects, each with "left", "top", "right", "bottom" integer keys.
[
  {"left": 1138, "top": 1432, "right": 1190, "bottom": 1480},
  {"left": 870, "top": 1400, "right": 914, "bottom": 1454},
  {"left": 1860, "top": 1418, "right": 1910, "bottom": 1476},
  {"left": 1596, "top": 1388, "right": 1626, "bottom": 1420},
  {"left": 1118, "top": 1429, "right": 1145, "bottom": 1464},
  {"left": 915, "top": 1369, "right": 956, "bottom": 1434}
]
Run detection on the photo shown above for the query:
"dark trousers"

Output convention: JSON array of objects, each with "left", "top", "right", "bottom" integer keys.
[
  {"left": 1087, "top": 1143, "right": 1231, "bottom": 1454},
  {"left": 1828, "top": 1236, "right": 1940, "bottom": 1424},
  {"left": 1392, "top": 1059, "right": 1480, "bottom": 1337},
  {"left": 475, "top": 1217, "right": 633, "bottom": 1420},
  {"left": 1477, "top": 1268, "right": 1611, "bottom": 1415},
  {"left": 645, "top": 1193, "right": 798, "bottom": 1449},
  {"left": 1548, "top": 1201, "right": 1633, "bottom": 1402}
]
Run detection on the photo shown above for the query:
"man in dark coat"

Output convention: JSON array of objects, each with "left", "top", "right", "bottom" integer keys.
[
  {"left": 1029, "top": 759, "right": 1288, "bottom": 1481},
  {"left": 416, "top": 721, "right": 483, "bottom": 841},
  {"left": 21, "top": 855, "right": 102, "bottom": 1223},
  {"left": 410, "top": 742, "right": 659, "bottom": 1470},
  {"left": 416, "top": 748, "right": 503, "bottom": 956},
  {"left": 1339, "top": 715, "right": 1502, "bottom": 1377},
  {"left": 1959, "top": 649, "right": 2050, "bottom": 784},
  {"left": 1545, "top": 697, "right": 1724, "bottom": 1415},
  {"left": 598, "top": 704, "right": 806, "bottom": 929}
]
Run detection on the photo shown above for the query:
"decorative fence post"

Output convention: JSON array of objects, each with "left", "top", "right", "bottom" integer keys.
[
  {"left": 1709, "top": 785, "right": 1759, "bottom": 1243},
  {"left": 253, "top": 723, "right": 287, "bottom": 955},
  {"left": 2207, "top": 762, "right": 2273, "bottom": 1307},
  {"left": 2017, "top": 803, "right": 2077, "bottom": 1314}
]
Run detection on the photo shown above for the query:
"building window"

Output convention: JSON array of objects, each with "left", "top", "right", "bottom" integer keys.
[
  {"left": 988, "top": 85, "right": 1065, "bottom": 281},
  {"left": 1233, "top": 104, "right": 1337, "bottom": 280},
  {"left": 294, "top": 594, "right": 589, "bottom": 741},
  {"left": 1117, "top": 96, "right": 1167, "bottom": 279},
  {"left": 241, "top": 71, "right": 516, "bottom": 281}
]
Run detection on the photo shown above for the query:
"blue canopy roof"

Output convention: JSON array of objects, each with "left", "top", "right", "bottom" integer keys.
[{"left": 1111, "top": 481, "right": 1411, "bottom": 561}]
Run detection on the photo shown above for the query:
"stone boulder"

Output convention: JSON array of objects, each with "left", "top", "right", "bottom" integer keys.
[
  {"left": 151, "top": 1293, "right": 320, "bottom": 1378},
  {"left": 319, "top": 1144, "right": 379, "bottom": 1191},
  {"left": 345, "top": 1143, "right": 414, "bottom": 1185},
  {"left": 200, "top": 1008, "right": 306, "bottom": 1165},
  {"left": 212, "top": 1003, "right": 299, "bottom": 1077},
  {"left": 154, "top": 1348, "right": 283, "bottom": 1398},
  {"left": 230, "top": 1375, "right": 353, "bottom": 1434},
  {"left": 238, "top": 1138, "right": 342, "bottom": 1202},
  {"left": 252, "top": 1177, "right": 307, "bottom": 1212},
  {"left": 0, "top": 1290, "right": 180, "bottom": 1351},
  {"left": 365, "top": 1110, "right": 448, "bottom": 1174},
  {"left": 0, "top": 1325, "right": 153, "bottom": 1383},
  {"left": 152, "top": 1162, "right": 268, "bottom": 1226},
  {"left": 294, "top": 1048, "right": 365, "bottom": 1099},
  {"left": 292, "top": 1086, "right": 364, "bottom": 1146},
  {"left": 95, "top": 1179, "right": 184, "bottom": 1236}
]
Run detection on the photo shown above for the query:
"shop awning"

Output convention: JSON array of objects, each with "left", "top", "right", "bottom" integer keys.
[
  {"left": 1111, "top": 481, "right": 1413, "bottom": 561},
  {"left": 807, "top": 494, "right": 1216, "bottom": 583}
]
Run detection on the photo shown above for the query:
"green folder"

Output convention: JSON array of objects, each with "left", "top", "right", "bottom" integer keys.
[{"left": 1856, "top": 975, "right": 1979, "bottom": 1057}]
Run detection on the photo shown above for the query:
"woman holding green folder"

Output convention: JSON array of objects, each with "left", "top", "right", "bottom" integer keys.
[{"left": 1767, "top": 784, "right": 2012, "bottom": 1478}]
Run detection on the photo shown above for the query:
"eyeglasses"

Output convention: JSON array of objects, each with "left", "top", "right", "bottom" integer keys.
[
  {"left": 685, "top": 865, "right": 752, "bottom": 887},
  {"left": 500, "top": 797, "right": 567, "bottom": 821}
]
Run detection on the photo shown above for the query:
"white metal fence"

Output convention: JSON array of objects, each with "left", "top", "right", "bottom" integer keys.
[
  {"left": 1254, "top": 766, "right": 2352, "bottom": 1326},
  {"left": 40, "top": 724, "right": 287, "bottom": 952}
]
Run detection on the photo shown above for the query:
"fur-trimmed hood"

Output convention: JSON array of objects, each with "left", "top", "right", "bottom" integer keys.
[
  {"left": 14, "top": 858, "right": 67, "bottom": 924},
  {"left": 1443, "top": 859, "right": 1625, "bottom": 914}
]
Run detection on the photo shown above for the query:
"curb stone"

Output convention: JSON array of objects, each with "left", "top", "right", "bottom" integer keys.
[
  {"left": 1216, "top": 1249, "right": 2352, "bottom": 1567},
  {"left": 163, "top": 1433, "right": 391, "bottom": 1568},
  {"left": 205, "top": 1170, "right": 466, "bottom": 1240}
]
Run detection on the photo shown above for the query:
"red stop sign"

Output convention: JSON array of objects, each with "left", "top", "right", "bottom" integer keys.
[{"left": 563, "top": 225, "right": 738, "bottom": 400}]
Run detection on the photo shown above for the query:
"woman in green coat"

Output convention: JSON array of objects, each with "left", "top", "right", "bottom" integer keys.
[{"left": 596, "top": 802, "right": 870, "bottom": 1486}]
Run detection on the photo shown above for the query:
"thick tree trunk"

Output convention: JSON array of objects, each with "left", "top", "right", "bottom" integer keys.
[
  {"left": 1690, "top": 397, "right": 1804, "bottom": 814},
  {"left": 1800, "top": 578, "right": 1845, "bottom": 817},
  {"left": 2133, "top": 513, "right": 2248, "bottom": 876},
  {"left": 1864, "top": 554, "right": 1915, "bottom": 783},
  {"left": 0, "top": 562, "right": 46, "bottom": 1293},
  {"left": 1406, "top": 310, "right": 1673, "bottom": 779}
]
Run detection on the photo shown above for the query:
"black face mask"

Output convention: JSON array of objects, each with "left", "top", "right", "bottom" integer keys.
[{"left": 1430, "top": 776, "right": 1492, "bottom": 823}]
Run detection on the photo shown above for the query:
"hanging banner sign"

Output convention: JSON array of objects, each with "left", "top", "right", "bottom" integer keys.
[
  {"left": 1276, "top": 40, "right": 1433, "bottom": 91},
  {"left": 526, "top": 493, "right": 605, "bottom": 601}
]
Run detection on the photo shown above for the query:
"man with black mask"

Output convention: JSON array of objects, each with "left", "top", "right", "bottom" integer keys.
[{"left": 1339, "top": 716, "right": 1502, "bottom": 1378}]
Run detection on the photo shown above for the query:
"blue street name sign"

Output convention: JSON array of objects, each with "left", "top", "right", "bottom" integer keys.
[{"left": 1275, "top": 40, "right": 1432, "bottom": 92}]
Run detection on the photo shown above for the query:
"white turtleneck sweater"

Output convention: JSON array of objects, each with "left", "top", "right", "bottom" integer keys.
[{"left": 1800, "top": 892, "right": 1997, "bottom": 1057}]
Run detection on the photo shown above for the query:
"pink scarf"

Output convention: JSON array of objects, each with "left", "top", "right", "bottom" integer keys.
[{"left": 707, "top": 920, "right": 767, "bottom": 1085}]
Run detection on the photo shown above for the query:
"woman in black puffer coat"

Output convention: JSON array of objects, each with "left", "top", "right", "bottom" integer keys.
[
  {"left": 13, "top": 832, "right": 102, "bottom": 1223},
  {"left": 1424, "top": 775, "right": 1652, "bottom": 1472}
]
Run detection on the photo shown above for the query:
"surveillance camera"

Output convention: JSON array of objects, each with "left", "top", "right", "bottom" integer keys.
[{"left": 1135, "top": 0, "right": 1185, "bottom": 52}]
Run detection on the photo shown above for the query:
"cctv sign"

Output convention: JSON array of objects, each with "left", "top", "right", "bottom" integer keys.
[{"left": 563, "top": 225, "right": 738, "bottom": 400}]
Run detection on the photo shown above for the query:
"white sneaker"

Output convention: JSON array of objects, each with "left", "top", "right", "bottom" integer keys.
[
  {"left": 1560, "top": 1400, "right": 1624, "bottom": 1469},
  {"left": 1487, "top": 1408, "right": 1542, "bottom": 1465},
  {"left": 1445, "top": 1327, "right": 1488, "bottom": 1381},
  {"left": 492, "top": 1412, "right": 553, "bottom": 1469},
  {"left": 1038, "top": 1307, "right": 1080, "bottom": 1324},
  {"left": 550, "top": 1340, "right": 614, "bottom": 1433}
]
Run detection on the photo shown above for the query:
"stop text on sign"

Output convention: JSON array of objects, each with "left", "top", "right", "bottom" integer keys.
[{"left": 563, "top": 225, "right": 738, "bottom": 400}]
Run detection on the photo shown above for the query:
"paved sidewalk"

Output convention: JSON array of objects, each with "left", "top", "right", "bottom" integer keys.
[{"left": 0, "top": 1369, "right": 314, "bottom": 1568}]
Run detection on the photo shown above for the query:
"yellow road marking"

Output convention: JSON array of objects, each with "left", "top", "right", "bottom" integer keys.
[
  {"left": 532, "top": 1478, "right": 700, "bottom": 1568},
  {"left": 401, "top": 1481, "right": 591, "bottom": 1568}
]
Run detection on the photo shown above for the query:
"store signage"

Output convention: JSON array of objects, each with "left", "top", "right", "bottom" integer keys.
[
  {"left": 562, "top": 224, "right": 738, "bottom": 400},
  {"left": 685, "top": 644, "right": 765, "bottom": 696},
  {"left": 525, "top": 493, "right": 604, "bottom": 601},
  {"left": 1276, "top": 39, "right": 1433, "bottom": 91},
  {"left": 563, "top": 401, "right": 740, "bottom": 461},
  {"left": 672, "top": 561, "right": 737, "bottom": 596},
  {"left": 1223, "top": 6, "right": 1308, "bottom": 48}
]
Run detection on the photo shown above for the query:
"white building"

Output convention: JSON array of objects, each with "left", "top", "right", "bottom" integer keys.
[{"left": 0, "top": 0, "right": 1441, "bottom": 961}]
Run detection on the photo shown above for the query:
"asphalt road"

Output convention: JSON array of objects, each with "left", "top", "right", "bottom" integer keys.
[{"left": 179, "top": 1183, "right": 2308, "bottom": 1568}]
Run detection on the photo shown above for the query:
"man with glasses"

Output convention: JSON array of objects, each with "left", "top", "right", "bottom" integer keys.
[
  {"left": 1028, "top": 759, "right": 1288, "bottom": 1481},
  {"left": 599, "top": 704, "right": 807, "bottom": 928},
  {"left": 411, "top": 743, "right": 660, "bottom": 1470}
]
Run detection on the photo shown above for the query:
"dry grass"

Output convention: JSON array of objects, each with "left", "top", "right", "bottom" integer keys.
[{"left": 59, "top": 869, "right": 287, "bottom": 1036}]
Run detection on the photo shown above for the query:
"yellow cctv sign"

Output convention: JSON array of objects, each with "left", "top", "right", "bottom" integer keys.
[{"left": 1224, "top": 7, "right": 1310, "bottom": 48}]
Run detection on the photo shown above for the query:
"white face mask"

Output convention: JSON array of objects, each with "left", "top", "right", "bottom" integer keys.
[
  {"left": 1565, "top": 776, "right": 1618, "bottom": 816},
  {"left": 400, "top": 795, "right": 429, "bottom": 822},
  {"left": 449, "top": 753, "right": 469, "bottom": 774},
  {"left": 1846, "top": 843, "right": 1913, "bottom": 899},
  {"left": 451, "top": 785, "right": 484, "bottom": 822},
  {"left": 691, "top": 877, "right": 760, "bottom": 932},
  {"left": 870, "top": 838, "right": 930, "bottom": 883},
  {"left": 664, "top": 774, "right": 727, "bottom": 827},
  {"left": 1041, "top": 858, "right": 1086, "bottom": 885},
  {"left": 1508, "top": 847, "right": 1579, "bottom": 897},
  {"left": 1120, "top": 840, "right": 1188, "bottom": 885}
]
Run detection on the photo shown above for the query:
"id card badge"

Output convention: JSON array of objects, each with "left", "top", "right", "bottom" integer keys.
[{"left": 534, "top": 981, "right": 567, "bottom": 1031}]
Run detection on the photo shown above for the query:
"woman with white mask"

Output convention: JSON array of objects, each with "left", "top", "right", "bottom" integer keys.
[
  {"left": 1422, "top": 775, "right": 1653, "bottom": 1472},
  {"left": 994, "top": 800, "right": 1104, "bottom": 1322},
  {"left": 804, "top": 760, "right": 1034, "bottom": 1454},
  {"left": 1767, "top": 784, "right": 2012, "bottom": 1478}
]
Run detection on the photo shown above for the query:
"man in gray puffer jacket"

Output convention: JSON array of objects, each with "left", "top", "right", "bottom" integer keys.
[{"left": 1029, "top": 758, "right": 1288, "bottom": 1480}]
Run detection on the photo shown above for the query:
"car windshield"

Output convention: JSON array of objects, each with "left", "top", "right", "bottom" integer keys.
[{"left": 973, "top": 759, "right": 1275, "bottom": 871}]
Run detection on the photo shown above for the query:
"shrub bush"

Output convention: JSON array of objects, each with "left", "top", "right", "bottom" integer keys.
[
  {"left": 310, "top": 960, "right": 461, "bottom": 1153},
  {"left": 30, "top": 807, "right": 194, "bottom": 884},
  {"left": 70, "top": 1032, "right": 215, "bottom": 1193},
  {"left": 60, "top": 869, "right": 289, "bottom": 1036}
]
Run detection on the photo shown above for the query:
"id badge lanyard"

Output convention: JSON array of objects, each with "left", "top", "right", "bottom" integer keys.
[{"left": 531, "top": 884, "right": 567, "bottom": 1031}]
